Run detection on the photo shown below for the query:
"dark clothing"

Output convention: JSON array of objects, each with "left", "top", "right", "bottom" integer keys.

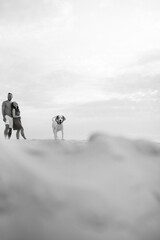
[{"left": 13, "top": 108, "right": 22, "bottom": 130}]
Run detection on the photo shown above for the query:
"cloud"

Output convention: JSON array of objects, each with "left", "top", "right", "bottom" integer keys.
[
  {"left": 0, "top": 0, "right": 74, "bottom": 44},
  {"left": 0, "top": 0, "right": 66, "bottom": 22},
  {"left": 99, "top": 73, "right": 160, "bottom": 98},
  {"left": 0, "top": 70, "right": 102, "bottom": 109},
  {"left": 1, "top": 0, "right": 160, "bottom": 79},
  {"left": 137, "top": 50, "right": 160, "bottom": 65},
  {"left": 0, "top": 63, "right": 159, "bottom": 111},
  {"left": 65, "top": 90, "right": 160, "bottom": 119},
  {"left": 121, "top": 50, "right": 160, "bottom": 77},
  {"left": 135, "top": 50, "right": 160, "bottom": 76},
  {"left": 0, "top": 0, "right": 160, "bottom": 110}
]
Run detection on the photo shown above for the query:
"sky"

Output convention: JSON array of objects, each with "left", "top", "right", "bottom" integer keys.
[{"left": 0, "top": 0, "right": 160, "bottom": 140}]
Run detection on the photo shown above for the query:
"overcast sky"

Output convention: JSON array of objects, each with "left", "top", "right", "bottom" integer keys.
[{"left": 0, "top": 0, "right": 160, "bottom": 140}]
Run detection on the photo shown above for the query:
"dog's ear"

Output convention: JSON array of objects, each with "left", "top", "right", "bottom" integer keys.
[
  {"left": 63, "top": 116, "right": 66, "bottom": 121},
  {"left": 55, "top": 115, "right": 59, "bottom": 122}
]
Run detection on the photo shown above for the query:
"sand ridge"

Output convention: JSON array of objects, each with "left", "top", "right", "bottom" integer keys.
[{"left": 0, "top": 133, "right": 160, "bottom": 240}]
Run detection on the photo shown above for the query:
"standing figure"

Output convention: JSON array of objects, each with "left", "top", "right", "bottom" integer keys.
[
  {"left": 52, "top": 115, "right": 66, "bottom": 140},
  {"left": 12, "top": 102, "right": 26, "bottom": 140},
  {"left": 2, "top": 93, "right": 13, "bottom": 139}
]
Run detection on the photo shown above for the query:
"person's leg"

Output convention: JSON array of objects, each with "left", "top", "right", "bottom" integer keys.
[
  {"left": 5, "top": 116, "right": 13, "bottom": 139},
  {"left": 4, "top": 124, "right": 9, "bottom": 138},
  {"left": 21, "top": 127, "right": 26, "bottom": 139},
  {"left": 8, "top": 128, "right": 12, "bottom": 139},
  {"left": 16, "top": 130, "right": 20, "bottom": 139}
]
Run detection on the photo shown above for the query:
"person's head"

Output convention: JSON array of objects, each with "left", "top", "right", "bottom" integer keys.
[
  {"left": 7, "top": 93, "right": 13, "bottom": 101},
  {"left": 12, "top": 101, "right": 18, "bottom": 108}
]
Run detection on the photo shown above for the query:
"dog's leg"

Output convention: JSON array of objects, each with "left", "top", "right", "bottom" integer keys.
[
  {"left": 55, "top": 131, "right": 57, "bottom": 140},
  {"left": 62, "top": 127, "right": 64, "bottom": 140},
  {"left": 53, "top": 129, "right": 57, "bottom": 140}
]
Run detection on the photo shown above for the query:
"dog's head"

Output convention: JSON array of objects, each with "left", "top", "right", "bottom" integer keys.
[{"left": 54, "top": 115, "right": 66, "bottom": 125}]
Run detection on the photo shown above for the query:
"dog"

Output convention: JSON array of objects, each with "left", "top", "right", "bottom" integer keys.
[{"left": 52, "top": 115, "right": 66, "bottom": 140}]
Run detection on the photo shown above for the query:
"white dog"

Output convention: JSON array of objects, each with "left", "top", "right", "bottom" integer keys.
[{"left": 52, "top": 115, "right": 66, "bottom": 140}]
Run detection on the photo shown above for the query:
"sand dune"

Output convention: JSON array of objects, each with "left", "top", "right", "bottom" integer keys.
[{"left": 0, "top": 133, "right": 160, "bottom": 240}]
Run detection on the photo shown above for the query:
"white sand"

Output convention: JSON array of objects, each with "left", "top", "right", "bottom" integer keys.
[{"left": 0, "top": 133, "right": 160, "bottom": 240}]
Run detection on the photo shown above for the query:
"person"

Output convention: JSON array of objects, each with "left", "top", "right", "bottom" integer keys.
[
  {"left": 12, "top": 101, "right": 26, "bottom": 140},
  {"left": 2, "top": 93, "right": 13, "bottom": 139}
]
